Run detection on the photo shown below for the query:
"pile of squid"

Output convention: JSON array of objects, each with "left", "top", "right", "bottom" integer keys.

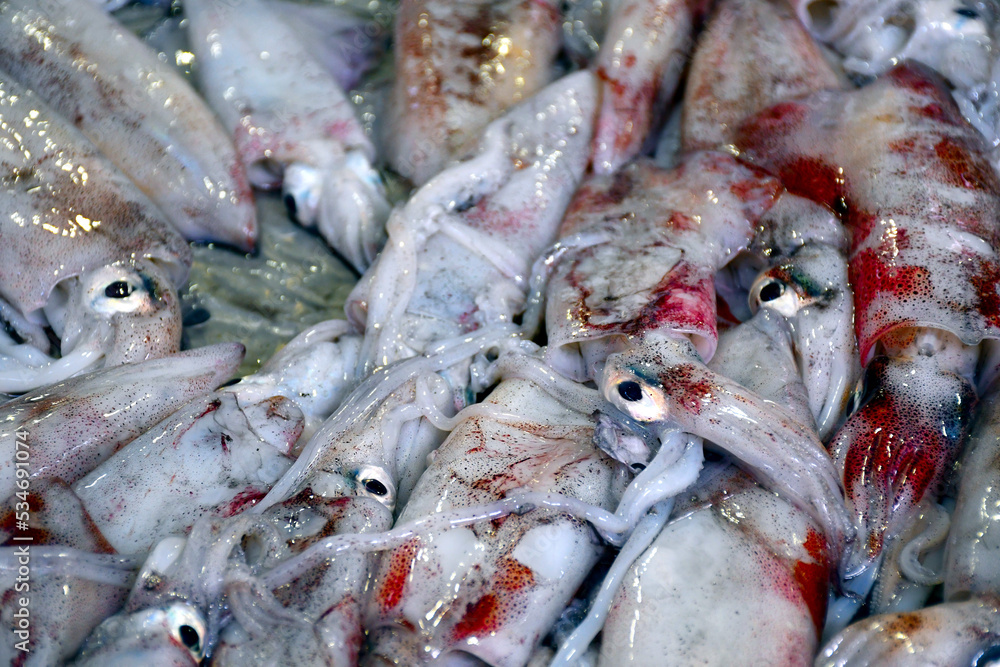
[{"left": 3, "top": 0, "right": 1000, "bottom": 664}]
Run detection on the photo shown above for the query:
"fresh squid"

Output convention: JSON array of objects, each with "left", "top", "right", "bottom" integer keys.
[
  {"left": 549, "top": 305, "right": 827, "bottom": 664},
  {"left": 71, "top": 389, "right": 301, "bottom": 554},
  {"left": 817, "top": 596, "right": 1000, "bottom": 666},
  {"left": 362, "top": 377, "right": 626, "bottom": 666},
  {"left": 590, "top": 0, "right": 710, "bottom": 173},
  {"left": 184, "top": 0, "right": 390, "bottom": 271},
  {"left": 0, "top": 72, "right": 194, "bottom": 394},
  {"left": 0, "top": 343, "right": 243, "bottom": 500},
  {"left": 680, "top": 0, "right": 843, "bottom": 153},
  {"left": 213, "top": 493, "right": 392, "bottom": 666},
  {"left": 385, "top": 0, "right": 562, "bottom": 185},
  {"left": 73, "top": 513, "right": 284, "bottom": 665},
  {"left": 0, "top": 0, "right": 258, "bottom": 251},
  {"left": 538, "top": 151, "right": 848, "bottom": 543},
  {"left": 0, "top": 480, "right": 131, "bottom": 665},
  {"left": 944, "top": 382, "right": 1000, "bottom": 602},
  {"left": 736, "top": 62, "right": 996, "bottom": 614},
  {"left": 256, "top": 73, "right": 597, "bottom": 514},
  {"left": 792, "top": 0, "right": 995, "bottom": 89},
  {"left": 70, "top": 323, "right": 362, "bottom": 553}
]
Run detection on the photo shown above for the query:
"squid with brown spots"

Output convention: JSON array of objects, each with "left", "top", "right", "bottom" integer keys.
[
  {"left": 0, "top": 72, "right": 193, "bottom": 394},
  {"left": 213, "top": 494, "right": 392, "bottom": 667},
  {"left": 361, "top": 376, "right": 626, "bottom": 666},
  {"left": 71, "top": 323, "right": 361, "bottom": 554},
  {"left": 534, "top": 149, "right": 849, "bottom": 546},
  {"left": 0, "top": 480, "right": 132, "bottom": 666},
  {"left": 0, "top": 343, "right": 244, "bottom": 501},
  {"left": 681, "top": 0, "right": 860, "bottom": 441},
  {"left": 385, "top": 0, "right": 562, "bottom": 185},
  {"left": 256, "top": 72, "right": 596, "bottom": 515},
  {"left": 184, "top": 0, "right": 390, "bottom": 272},
  {"left": 553, "top": 306, "right": 835, "bottom": 665},
  {"left": 0, "top": 0, "right": 258, "bottom": 251},
  {"left": 590, "top": 0, "right": 712, "bottom": 174},
  {"left": 735, "top": 62, "right": 996, "bottom": 621}
]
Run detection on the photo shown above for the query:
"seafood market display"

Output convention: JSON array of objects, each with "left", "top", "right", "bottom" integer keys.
[{"left": 5, "top": 0, "right": 1000, "bottom": 665}]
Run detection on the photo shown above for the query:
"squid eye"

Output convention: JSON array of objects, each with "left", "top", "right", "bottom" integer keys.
[
  {"left": 618, "top": 381, "right": 643, "bottom": 402},
  {"left": 605, "top": 375, "right": 670, "bottom": 423},
  {"left": 956, "top": 7, "right": 980, "bottom": 19},
  {"left": 104, "top": 281, "right": 133, "bottom": 299},
  {"left": 356, "top": 464, "right": 396, "bottom": 510},
  {"left": 757, "top": 280, "right": 784, "bottom": 302},
  {"left": 363, "top": 478, "right": 388, "bottom": 496},
  {"left": 164, "top": 603, "right": 206, "bottom": 661},
  {"left": 178, "top": 624, "right": 200, "bottom": 652},
  {"left": 974, "top": 645, "right": 1000, "bottom": 667},
  {"left": 750, "top": 275, "right": 802, "bottom": 318}
]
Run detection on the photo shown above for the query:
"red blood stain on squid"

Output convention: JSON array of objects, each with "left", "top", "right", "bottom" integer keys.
[
  {"left": 377, "top": 539, "right": 419, "bottom": 611},
  {"left": 220, "top": 487, "right": 266, "bottom": 518}
]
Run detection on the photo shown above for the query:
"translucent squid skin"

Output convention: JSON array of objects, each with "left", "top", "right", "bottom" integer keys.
[
  {"left": 735, "top": 62, "right": 1000, "bottom": 365},
  {"left": 827, "top": 352, "right": 977, "bottom": 611},
  {"left": 817, "top": 595, "right": 1000, "bottom": 667},
  {"left": 386, "top": 0, "right": 561, "bottom": 185},
  {"left": 0, "top": 0, "right": 258, "bottom": 252},
  {"left": 184, "top": 0, "right": 389, "bottom": 272},
  {"left": 0, "top": 480, "right": 127, "bottom": 666},
  {"left": 590, "top": 0, "right": 711, "bottom": 174},
  {"left": 362, "top": 378, "right": 624, "bottom": 666},
  {"left": 599, "top": 465, "right": 833, "bottom": 667},
  {"left": 545, "top": 151, "right": 784, "bottom": 378},
  {"left": 944, "top": 386, "right": 1000, "bottom": 602},
  {"left": 680, "top": 0, "right": 843, "bottom": 153},
  {"left": 0, "top": 344, "right": 244, "bottom": 500},
  {"left": 213, "top": 494, "right": 392, "bottom": 667},
  {"left": 597, "top": 308, "right": 832, "bottom": 666}
]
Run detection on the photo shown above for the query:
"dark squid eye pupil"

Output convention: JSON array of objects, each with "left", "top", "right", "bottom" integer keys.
[
  {"left": 758, "top": 281, "right": 785, "bottom": 303},
  {"left": 104, "top": 281, "right": 133, "bottom": 299},
  {"left": 618, "top": 381, "right": 643, "bottom": 402},
  {"left": 178, "top": 624, "right": 200, "bottom": 650},
  {"left": 363, "top": 478, "right": 388, "bottom": 496},
  {"left": 283, "top": 193, "right": 298, "bottom": 218},
  {"left": 955, "top": 8, "right": 979, "bottom": 18}
]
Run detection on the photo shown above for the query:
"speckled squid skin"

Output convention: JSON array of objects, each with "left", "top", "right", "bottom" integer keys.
[
  {"left": 681, "top": 0, "right": 843, "bottom": 152},
  {"left": 736, "top": 62, "right": 1000, "bottom": 365},
  {"left": 599, "top": 466, "right": 832, "bottom": 666},
  {"left": 591, "top": 0, "right": 710, "bottom": 174},
  {"left": 817, "top": 596, "right": 1000, "bottom": 666},
  {"left": 0, "top": 0, "right": 257, "bottom": 252},
  {"left": 214, "top": 493, "right": 392, "bottom": 666},
  {"left": 0, "top": 480, "right": 126, "bottom": 666},
  {"left": 348, "top": 71, "right": 596, "bottom": 365},
  {"left": 826, "top": 353, "right": 976, "bottom": 610},
  {"left": 598, "top": 311, "right": 832, "bottom": 666},
  {"left": 72, "top": 389, "right": 302, "bottom": 554},
  {"left": 363, "top": 378, "right": 624, "bottom": 666},
  {"left": 0, "top": 74, "right": 190, "bottom": 316},
  {"left": 545, "top": 152, "right": 783, "bottom": 377},
  {"left": 0, "top": 344, "right": 243, "bottom": 500},
  {"left": 943, "top": 386, "right": 1000, "bottom": 602},
  {"left": 186, "top": 0, "right": 373, "bottom": 183},
  {"left": 386, "top": 0, "right": 561, "bottom": 185}
]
